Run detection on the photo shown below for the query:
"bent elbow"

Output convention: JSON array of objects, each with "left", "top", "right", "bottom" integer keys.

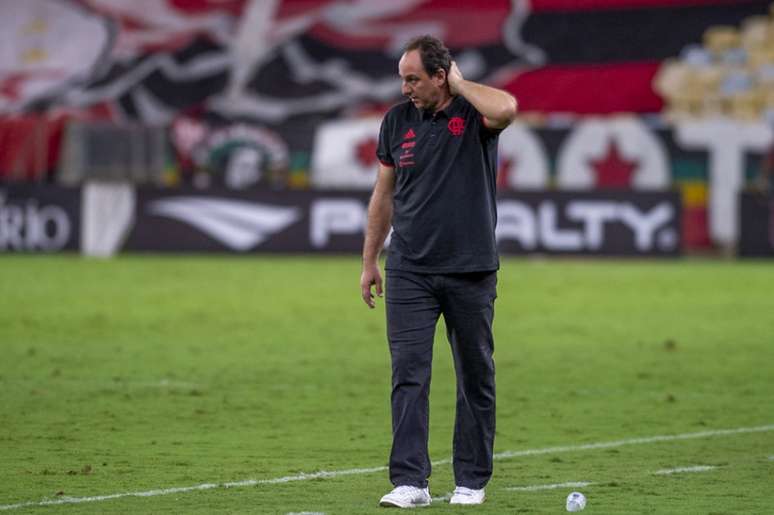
[
  {"left": 504, "top": 95, "right": 518, "bottom": 122},
  {"left": 492, "top": 96, "right": 518, "bottom": 127}
]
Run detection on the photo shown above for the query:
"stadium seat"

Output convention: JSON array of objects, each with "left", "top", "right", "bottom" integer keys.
[
  {"left": 703, "top": 26, "right": 741, "bottom": 57},
  {"left": 729, "top": 90, "right": 764, "bottom": 121},
  {"left": 719, "top": 69, "right": 753, "bottom": 97},
  {"left": 740, "top": 16, "right": 771, "bottom": 50}
]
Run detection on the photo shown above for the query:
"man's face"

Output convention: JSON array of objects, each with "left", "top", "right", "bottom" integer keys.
[{"left": 398, "top": 49, "right": 445, "bottom": 111}]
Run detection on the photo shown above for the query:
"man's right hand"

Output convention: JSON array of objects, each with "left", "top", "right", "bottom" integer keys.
[{"left": 360, "top": 263, "right": 383, "bottom": 309}]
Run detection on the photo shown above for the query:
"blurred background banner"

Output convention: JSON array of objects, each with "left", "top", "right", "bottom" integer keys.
[
  {"left": 1, "top": 0, "right": 773, "bottom": 255},
  {"left": 3, "top": 0, "right": 770, "bottom": 119},
  {"left": 738, "top": 191, "right": 774, "bottom": 255},
  {"left": 0, "top": 185, "right": 80, "bottom": 252},
  {"left": 495, "top": 191, "right": 681, "bottom": 256},
  {"left": 124, "top": 188, "right": 365, "bottom": 253},
  {"left": 0, "top": 185, "right": 681, "bottom": 256},
  {"left": 126, "top": 189, "right": 681, "bottom": 256}
]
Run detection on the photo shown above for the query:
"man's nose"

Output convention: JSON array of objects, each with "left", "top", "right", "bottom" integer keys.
[{"left": 402, "top": 83, "right": 411, "bottom": 96}]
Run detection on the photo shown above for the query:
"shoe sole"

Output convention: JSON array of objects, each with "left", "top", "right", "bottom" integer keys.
[
  {"left": 379, "top": 500, "right": 431, "bottom": 508},
  {"left": 449, "top": 497, "right": 486, "bottom": 505}
]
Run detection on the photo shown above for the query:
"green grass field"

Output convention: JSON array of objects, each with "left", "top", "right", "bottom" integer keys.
[{"left": 1, "top": 256, "right": 772, "bottom": 514}]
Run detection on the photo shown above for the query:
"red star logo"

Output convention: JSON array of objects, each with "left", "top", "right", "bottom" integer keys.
[
  {"left": 354, "top": 137, "right": 378, "bottom": 169},
  {"left": 589, "top": 140, "right": 637, "bottom": 189}
]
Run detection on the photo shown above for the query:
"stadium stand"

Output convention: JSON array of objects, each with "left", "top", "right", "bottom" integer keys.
[
  {"left": 655, "top": 6, "right": 774, "bottom": 122},
  {"left": 1, "top": 1, "right": 772, "bottom": 255}
]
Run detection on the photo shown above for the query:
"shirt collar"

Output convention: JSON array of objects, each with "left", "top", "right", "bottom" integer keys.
[{"left": 420, "top": 95, "right": 460, "bottom": 121}]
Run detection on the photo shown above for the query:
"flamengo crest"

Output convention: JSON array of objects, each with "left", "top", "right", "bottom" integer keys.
[{"left": 448, "top": 117, "right": 465, "bottom": 136}]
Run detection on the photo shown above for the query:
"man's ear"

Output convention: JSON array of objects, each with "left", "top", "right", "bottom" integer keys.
[{"left": 432, "top": 68, "right": 447, "bottom": 88}]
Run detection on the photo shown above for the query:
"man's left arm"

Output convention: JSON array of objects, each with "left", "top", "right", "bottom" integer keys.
[{"left": 447, "top": 61, "right": 518, "bottom": 130}]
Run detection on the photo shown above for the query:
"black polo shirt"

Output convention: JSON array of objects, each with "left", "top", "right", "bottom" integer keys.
[{"left": 376, "top": 95, "right": 501, "bottom": 273}]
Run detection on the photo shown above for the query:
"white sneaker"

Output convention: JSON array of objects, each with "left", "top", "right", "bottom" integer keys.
[
  {"left": 449, "top": 486, "right": 485, "bottom": 505},
  {"left": 379, "top": 485, "right": 431, "bottom": 508}
]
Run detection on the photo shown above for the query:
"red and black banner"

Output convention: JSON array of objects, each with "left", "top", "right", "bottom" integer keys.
[
  {"left": 2, "top": 0, "right": 770, "bottom": 154},
  {"left": 508, "top": 0, "right": 770, "bottom": 113}
]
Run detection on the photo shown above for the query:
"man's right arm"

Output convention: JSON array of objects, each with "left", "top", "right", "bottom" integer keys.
[{"left": 360, "top": 163, "right": 396, "bottom": 308}]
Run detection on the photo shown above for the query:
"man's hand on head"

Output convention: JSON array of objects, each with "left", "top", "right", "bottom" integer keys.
[{"left": 447, "top": 60, "right": 464, "bottom": 96}]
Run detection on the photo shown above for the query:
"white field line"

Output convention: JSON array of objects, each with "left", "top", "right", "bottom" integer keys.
[
  {"left": 505, "top": 463, "right": 718, "bottom": 493},
  {"left": 1, "top": 424, "right": 772, "bottom": 511},
  {"left": 431, "top": 493, "right": 452, "bottom": 502},
  {"left": 493, "top": 424, "right": 774, "bottom": 460},
  {"left": 0, "top": 467, "right": 387, "bottom": 512},
  {"left": 150, "top": 379, "right": 202, "bottom": 389},
  {"left": 653, "top": 465, "right": 717, "bottom": 475},
  {"left": 506, "top": 481, "right": 593, "bottom": 492}
]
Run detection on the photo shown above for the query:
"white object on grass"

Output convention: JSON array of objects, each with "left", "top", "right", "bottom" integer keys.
[{"left": 566, "top": 491, "right": 587, "bottom": 512}]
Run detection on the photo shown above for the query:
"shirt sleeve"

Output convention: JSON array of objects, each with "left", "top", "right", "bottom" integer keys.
[
  {"left": 376, "top": 111, "right": 395, "bottom": 167},
  {"left": 477, "top": 111, "right": 506, "bottom": 146},
  {"left": 480, "top": 114, "right": 506, "bottom": 133}
]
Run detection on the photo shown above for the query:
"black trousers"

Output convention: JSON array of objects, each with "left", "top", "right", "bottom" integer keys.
[{"left": 385, "top": 269, "right": 497, "bottom": 490}]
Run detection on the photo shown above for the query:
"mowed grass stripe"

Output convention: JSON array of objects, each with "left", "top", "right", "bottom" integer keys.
[
  {"left": 1, "top": 257, "right": 772, "bottom": 513},
  {"left": 1, "top": 424, "right": 771, "bottom": 511}
]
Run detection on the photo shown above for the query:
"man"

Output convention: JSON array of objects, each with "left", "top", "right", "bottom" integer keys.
[{"left": 360, "top": 35, "right": 517, "bottom": 508}]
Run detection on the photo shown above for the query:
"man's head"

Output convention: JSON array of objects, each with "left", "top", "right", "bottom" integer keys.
[{"left": 399, "top": 35, "right": 452, "bottom": 112}]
